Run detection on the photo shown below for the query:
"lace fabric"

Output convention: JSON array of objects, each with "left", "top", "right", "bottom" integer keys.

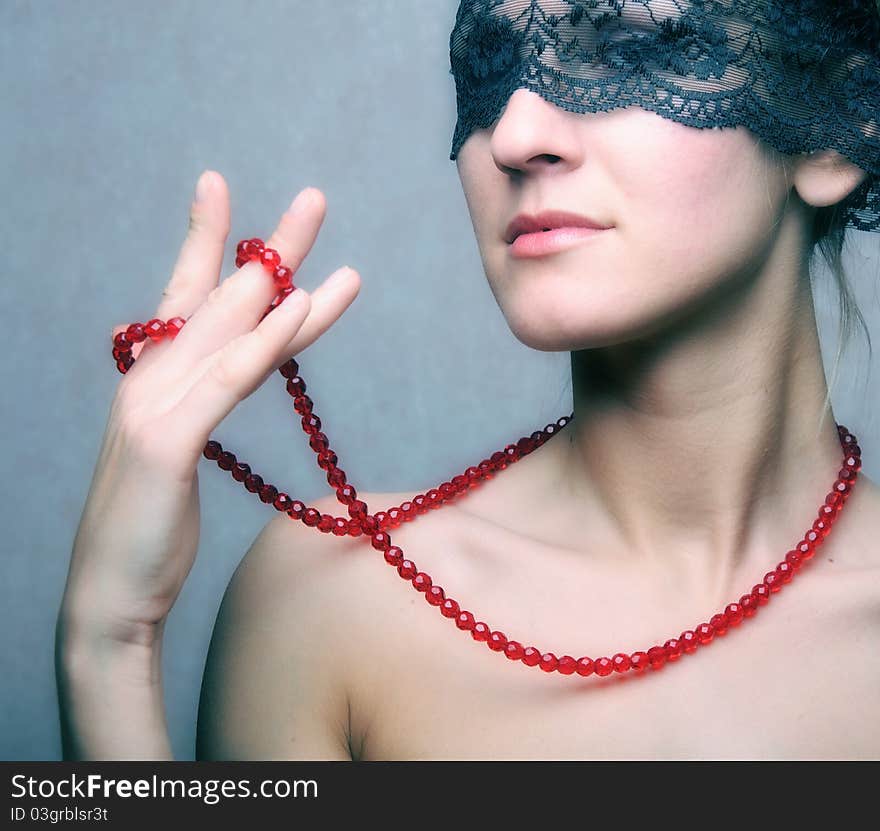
[{"left": 448, "top": 0, "right": 880, "bottom": 232}]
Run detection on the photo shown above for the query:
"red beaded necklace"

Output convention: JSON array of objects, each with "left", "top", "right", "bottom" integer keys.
[{"left": 111, "top": 237, "right": 864, "bottom": 679}]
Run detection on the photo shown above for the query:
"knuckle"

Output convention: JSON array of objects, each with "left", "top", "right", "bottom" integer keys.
[
  {"left": 204, "top": 280, "right": 233, "bottom": 309},
  {"left": 207, "top": 348, "right": 243, "bottom": 392}
]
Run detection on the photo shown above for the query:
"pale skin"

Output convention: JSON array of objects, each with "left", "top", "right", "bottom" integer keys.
[{"left": 58, "top": 89, "right": 879, "bottom": 761}]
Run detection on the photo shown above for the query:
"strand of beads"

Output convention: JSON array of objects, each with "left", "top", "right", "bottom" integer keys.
[
  {"left": 109, "top": 236, "right": 863, "bottom": 680},
  {"left": 364, "top": 425, "right": 861, "bottom": 677}
]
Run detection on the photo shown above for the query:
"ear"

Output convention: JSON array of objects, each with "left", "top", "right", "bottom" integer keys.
[{"left": 789, "top": 148, "right": 870, "bottom": 210}]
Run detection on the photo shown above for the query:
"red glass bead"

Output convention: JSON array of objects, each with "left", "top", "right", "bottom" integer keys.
[
  {"left": 259, "top": 484, "right": 279, "bottom": 504},
  {"left": 539, "top": 653, "right": 559, "bottom": 673},
  {"left": 302, "top": 507, "right": 321, "bottom": 526},
  {"left": 763, "top": 570, "right": 782, "bottom": 592},
  {"left": 371, "top": 532, "right": 391, "bottom": 551},
  {"left": 775, "top": 562, "right": 794, "bottom": 585},
  {"left": 286, "top": 376, "right": 306, "bottom": 397},
  {"left": 575, "top": 657, "right": 594, "bottom": 676},
  {"left": 471, "top": 622, "right": 490, "bottom": 642},
  {"left": 273, "top": 266, "right": 293, "bottom": 290},
  {"left": 488, "top": 631, "right": 508, "bottom": 652},
  {"left": 593, "top": 657, "right": 614, "bottom": 677},
  {"left": 397, "top": 560, "right": 417, "bottom": 580},
  {"left": 113, "top": 332, "right": 133, "bottom": 351},
  {"left": 279, "top": 358, "right": 299, "bottom": 378},
  {"left": 273, "top": 492, "right": 292, "bottom": 512},
  {"left": 260, "top": 248, "right": 281, "bottom": 270},
  {"left": 144, "top": 318, "right": 166, "bottom": 341},
  {"left": 455, "top": 611, "right": 475, "bottom": 631},
  {"left": 795, "top": 539, "right": 817, "bottom": 561},
  {"left": 696, "top": 624, "right": 714, "bottom": 645},
  {"left": 505, "top": 641, "right": 525, "bottom": 661},
  {"left": 818, "top": 504, "right": 835, "bottom": 522},
  {"left": 230, "top": 461, "right": 250, "bottom": 482},
  {"left": 785, "top": 550, "right": 803, "bottom": 570},
  {"left": 165, "top": 316, "right": 186, "bottom": 338},
  {"left": 302, "top": 414, "right": 322, "bottom": 435},
  {"left": 710, "top": 613, "right": 729, "bottom": 636},
  {"left": 812, "top": 518, "right": 831, "bottom": 538},
  {"left": 663, "top": 638, "right": 684, "bottom": 660},
  {"left": 327, "top": 468, "right": 346, "bottom": 488},
  {"left": 426, "top": 585, "right": 445, "bottom": 606},
  {"left": 287, "top": 500, "right": 306, "bottom": 521},
  {"left": 724, "top": 603, "right": 744, "bottom": 626},
  {"left": 752, "top": 583, "right": 771, "bottom": 605},
  {"left": 557, "top": 655, "right": 577, "bottom": 675},
  {"left": 316, "top": 514, "right": 334, "bottom": 533},
  {"left": 630, "top": 651, "right": 649, "bottom": 670},
  {"left": 125, "top": 323, "right": 146, "bottom": 343},
  {"left": 203, "top": 441, "right": 221, "bottom": 460},
  {"left": 679, "top": 631, "right": 699, "bottom": 653},
  {"left": 383, "top": 546, "right": 403, "bottom": 566},
  {"left": 612, "top": 653, "right": 631, "bottom": 673},
  {"left": 522, "top": 647, "right": 542, "bottom": 667},
  {"left": 838, "top": 467, "right": 856, "bottom": 483},
  {"left": 349, "top": 500, "right": 368, "bottom": 518},
  {"left": 739, "top": 594, "right": 757, "bottom": 617},
  {"left": 217, "top": 451, "right": 235, "bottom": 471},
  {"left": 244, "top": 474, "right": 264, "bottom": 494},
  {"left": 242, "top": 238, "right": 263, "bottom": 258},
  {"left": 332, "top": 517, "right": 349, "bottom": 536},
  {"left": 412, "top": 572, "right": 432, "bottom": 592},
  {"left": 647, "top": 646, "right": 667, "bottom": 669},
  {"left": 441, "top": 598, "right": 460, "bottom": 619}
]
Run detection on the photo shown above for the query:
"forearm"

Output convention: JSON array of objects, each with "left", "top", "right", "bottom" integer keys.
[{"left": 55, "top": 609, "right": 175, "bottom": 760}]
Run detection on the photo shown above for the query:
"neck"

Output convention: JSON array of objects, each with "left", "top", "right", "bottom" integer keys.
[{"left": 552, "top": 248, "right": 843, "bottom": 583}]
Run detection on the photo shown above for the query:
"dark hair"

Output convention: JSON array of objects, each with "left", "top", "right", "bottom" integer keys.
[{"left": 803, "top": 0, "right": 879, "bottom": 431}]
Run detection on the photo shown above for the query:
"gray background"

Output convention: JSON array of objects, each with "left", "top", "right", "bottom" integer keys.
[{"left": 1, "top": 1, "right": 877, "bottom": 761}]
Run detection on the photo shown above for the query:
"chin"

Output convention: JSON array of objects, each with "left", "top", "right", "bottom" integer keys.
[{"left": 499, "top": 299, "right": 664, "bottom": 353}]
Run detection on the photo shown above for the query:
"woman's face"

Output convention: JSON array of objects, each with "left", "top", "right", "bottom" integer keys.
[{"left": 455, "top": 89, "right": 797, "bottom": 352}]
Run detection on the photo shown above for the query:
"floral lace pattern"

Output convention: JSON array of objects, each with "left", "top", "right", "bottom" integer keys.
[{"left": 449, "top": 0, "right": 880, "bottom": 232}]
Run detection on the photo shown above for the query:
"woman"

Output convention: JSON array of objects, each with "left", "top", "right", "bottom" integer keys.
[{"left": 56, "top": 1, "right": 880, "bottom": 760}]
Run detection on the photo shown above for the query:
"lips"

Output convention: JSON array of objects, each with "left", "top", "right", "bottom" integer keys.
[{"left": 505, "top": 210, "right": 613, "bottom": 244}]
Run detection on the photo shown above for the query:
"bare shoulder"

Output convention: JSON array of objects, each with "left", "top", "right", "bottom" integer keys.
[
  {"left": 197, "top": 489, "right": 443, "bottom": 761},
  {"left": 197, "top": 490, "right": 407, "bottom": 760}
]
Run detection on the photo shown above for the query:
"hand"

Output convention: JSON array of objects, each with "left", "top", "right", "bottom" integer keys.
[{"left": 61, "top": 171, "right": 360, "bottom": 648}]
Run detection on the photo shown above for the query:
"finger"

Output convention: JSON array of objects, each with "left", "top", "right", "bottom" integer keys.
[
  {"left": 157, "top": 170, "right": 230, "bottom": 322},
  {"left": 121, "top": 170, "right": 231, "bottom": 375},
  {"left": 276, "top": 262, "right": 361, "bottom": 356},
  {"left": 165, "top": 286, "right": 316, "bottom": 465},
  {"left": 165, "top": 186, "right": 327, "bottom": 372}
]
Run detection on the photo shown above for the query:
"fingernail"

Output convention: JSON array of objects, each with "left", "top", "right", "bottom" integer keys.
[
  {"left": 288, "top": 188, "right": 314, "bottom": 213},
  {"left": 195, "top": 170, "right": 213, "bottom": 201},
  {"left": 328, "top": 266, "right": 353, "bottom": 287}
]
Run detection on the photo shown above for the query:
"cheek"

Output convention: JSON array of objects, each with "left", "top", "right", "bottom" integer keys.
[{"left": 621, "top": 121, "right": 783, "bottom": 276}]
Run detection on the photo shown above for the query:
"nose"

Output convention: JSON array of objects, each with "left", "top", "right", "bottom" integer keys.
[{"left": 490, "top": 87, "right": 586, "bottom": 177}]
